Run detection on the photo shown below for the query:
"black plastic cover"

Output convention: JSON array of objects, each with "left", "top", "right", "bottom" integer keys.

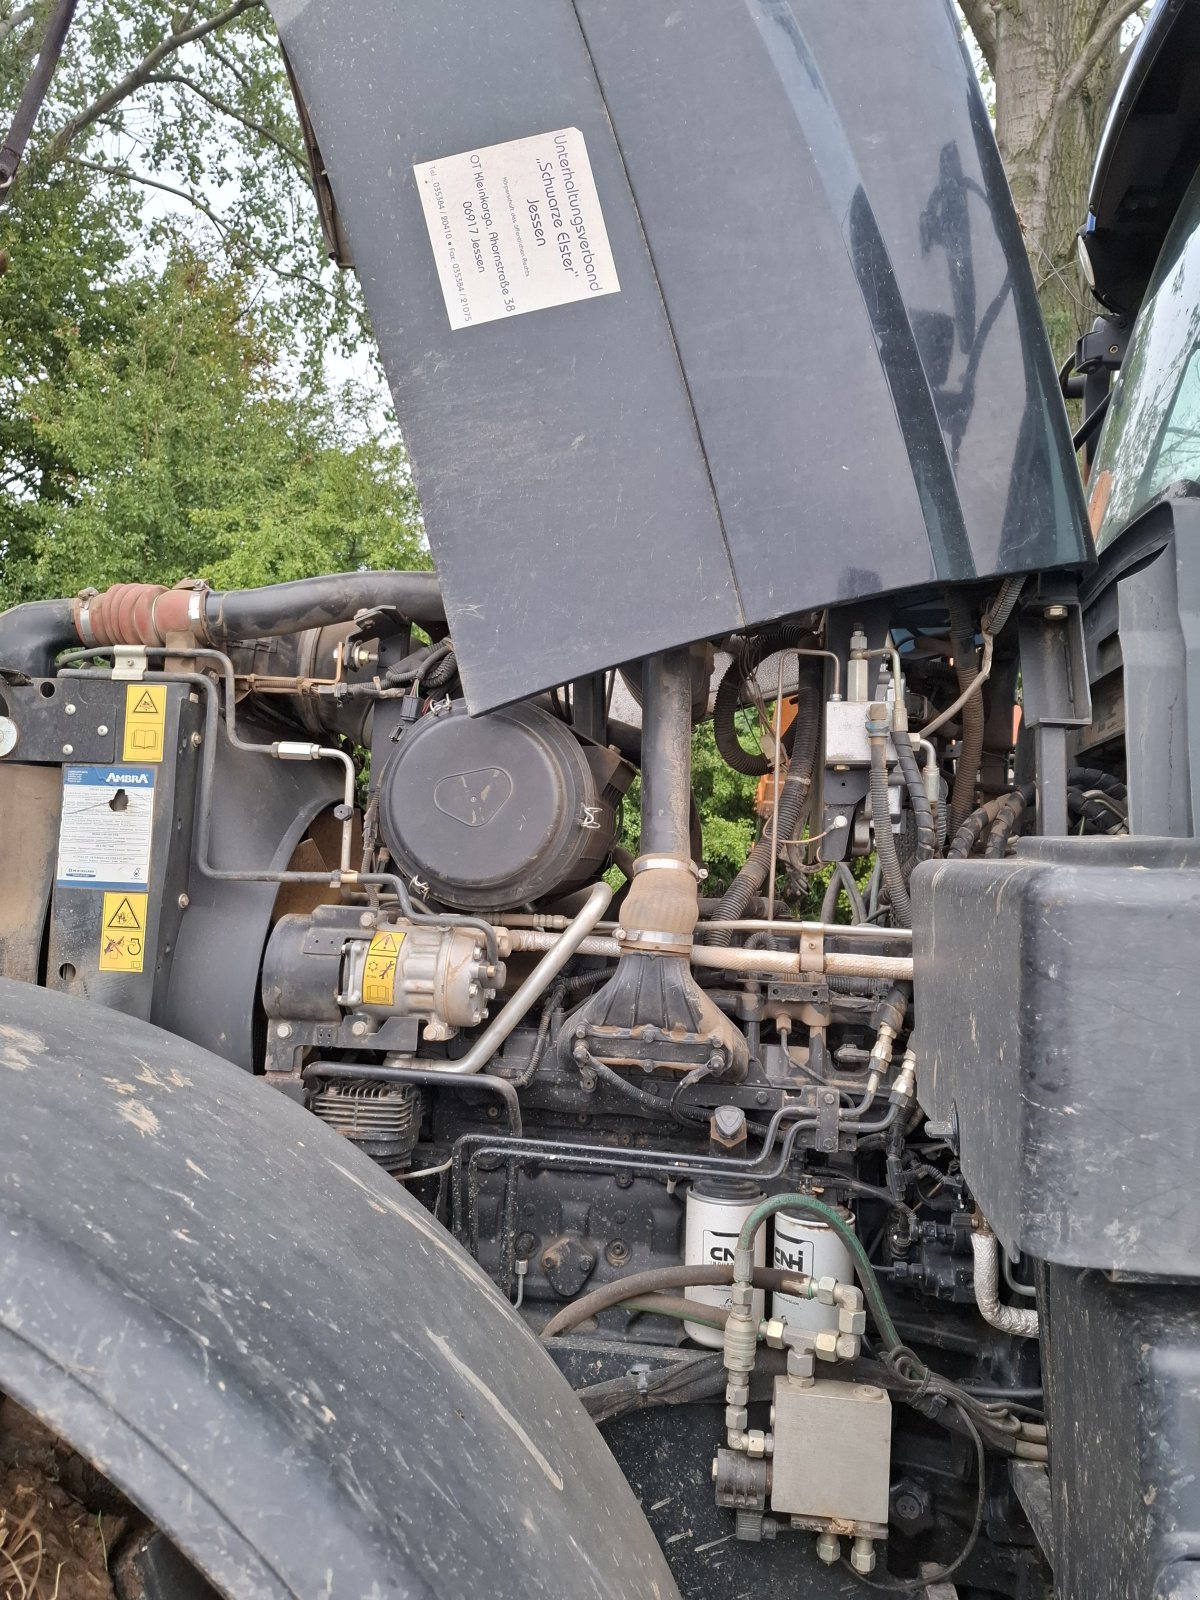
[
  {"left": 270, "top": 0, "right": 1089, "bottom": 712},
  {"left": 0, "top": 977, "right": 681, "bottom": 1599},
  {"left": 913, "top": 836, "right": 1200, "bottom": 1276},
  {"left": 1043, "top": 1265, "right": 1200, "bottom": 1599},
  {"left": 378, "top": 701, "right": 616, "bottom": 910}
]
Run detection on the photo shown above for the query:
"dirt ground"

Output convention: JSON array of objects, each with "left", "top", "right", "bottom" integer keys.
[{"left": 0, "top": 1397, "right": 123, "bottom": 1600}]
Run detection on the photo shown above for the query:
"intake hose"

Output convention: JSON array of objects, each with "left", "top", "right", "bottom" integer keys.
[
  {"left": 72, "top": 571, "right": 445, "bottom": 649},
  {"left": 202, "top": 571, "right": 444, "bottom": 639},
  {"left": 867, "top": 704, "right": 912, "bottom": 926},
  {"left": 705, "top": 665, "right": 822, "bottom": 944},
  {"left": 946, "top": 591, "right": 984, "bottom": 838},
  {"left": 712, "top": 624, "right": 811, "bottom": 776},
  {"left": 891, "top": 726, "right": 935, "bottom": 866},
  {"left": 0, "top": 597, "right": 76, "bottom": 675}
]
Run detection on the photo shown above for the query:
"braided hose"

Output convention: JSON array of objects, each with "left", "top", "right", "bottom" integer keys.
[
  {"left": 892, "top": 727, "right": 935, "bottom": 866},
  {"left": 869, "top": 728, "right": 912, "bottom": 925},
  {"left": 971, "top": 1224, "right": 1039, "bottom": 1338},
  {"left": 947, "top": 592, "right": 984, "bottom": 838}
]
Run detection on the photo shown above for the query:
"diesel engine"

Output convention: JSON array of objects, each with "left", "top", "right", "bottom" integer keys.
[{"left": 0, "top": 569, "right": 1100, "bottom": 1593}]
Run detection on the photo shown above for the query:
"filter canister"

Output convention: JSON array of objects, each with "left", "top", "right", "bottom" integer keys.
[
  {"left": 683, "top": 1183, "right": 765, "bottom": 1348},
  {"left": 770, "top": 1206, "right": 855, "bottom": 1333}
]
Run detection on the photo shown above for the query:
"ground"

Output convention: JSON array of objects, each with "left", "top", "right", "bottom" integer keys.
[{"left": 0, "top": 1397, "right": 123, "bottom": 1600}]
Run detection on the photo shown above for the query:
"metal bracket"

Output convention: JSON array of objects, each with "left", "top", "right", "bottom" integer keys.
[{"left": 112, "top": 645, "right": 149, "bottom": 681}]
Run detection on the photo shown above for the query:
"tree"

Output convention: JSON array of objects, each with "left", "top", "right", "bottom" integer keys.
[
  {"left": 960, "top": 0, "right": 1147, "bottom": 358},
  {"left": 0, "top": 0, "right": 423, "bottom": 605},
  {"left": 3, "top": 238, "right": 423, "bottom": 603},
  {"left": 1, "top": 0, "right": 352, "bottom": 353}
]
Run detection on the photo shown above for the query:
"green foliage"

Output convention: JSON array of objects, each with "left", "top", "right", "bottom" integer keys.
[
  {"left": 0, "top": 1, "right": 422, "bottom": 606},
  {"left": 1, "top": 240, "right": 424, "bottom": 603},
  {"left": 690, "top": 720, "right": 759, "bottom": 892},
  {"left": 613, "top": 721, "right": 759, "bottom": 895}
]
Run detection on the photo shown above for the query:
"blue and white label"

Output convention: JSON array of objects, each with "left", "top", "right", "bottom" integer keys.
[{"left": 56, "top": 766, "right": 156, "bottom": 890}]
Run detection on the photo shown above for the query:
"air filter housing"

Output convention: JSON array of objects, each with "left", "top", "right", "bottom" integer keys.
[{"left": 378, "top": 701, "right": 625, "bottom": 911}]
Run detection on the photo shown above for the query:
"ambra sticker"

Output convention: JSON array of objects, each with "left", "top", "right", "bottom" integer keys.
[
  {"left": 413, "top": 127, "right": 620, "bottom": 330},
  {"left": 56, "top": 766, "right": 155, "bottom": 891}
]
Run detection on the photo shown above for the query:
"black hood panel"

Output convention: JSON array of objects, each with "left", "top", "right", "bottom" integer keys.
[{"left": 272, "top": 0, "right": 1089, "bottom": 710}]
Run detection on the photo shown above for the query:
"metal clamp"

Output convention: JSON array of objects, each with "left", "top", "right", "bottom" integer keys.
[
  {"left": 112, "top": 645, "right": 149, "bottom": 681},
  {"left": 633, "top": 854, "right": 700, "bottom": 878}
]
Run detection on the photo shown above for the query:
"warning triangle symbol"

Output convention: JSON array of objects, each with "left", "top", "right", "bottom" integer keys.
[
  {"left": 107, "top": 897, "right": 142, "bottom": 931},
  {"left": 131, "top": 691, "right": 158, "bottom": 715},
  {"left": 372, "top": 932, "right": 399, "bottom": 954}
]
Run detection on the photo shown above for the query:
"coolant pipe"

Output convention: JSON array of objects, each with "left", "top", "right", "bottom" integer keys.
[
  {"left": 692, "top": 945, "right": 913, "bottom": 981},
  {"left": 501, "top": 928, "right": 913, "bottom": 980},
  {"left": 970, "top": 1221, "right": 1039, "bottom": 1339},
  {"left": 433, "top": 883, "right": 613, "bottom": 1076}
]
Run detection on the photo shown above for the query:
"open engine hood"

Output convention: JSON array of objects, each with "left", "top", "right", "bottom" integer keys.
[{"left": 271, "top": 0, "right": 1089, "bottom": 712}]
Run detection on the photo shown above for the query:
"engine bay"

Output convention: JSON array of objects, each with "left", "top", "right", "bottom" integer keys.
[{"left": 0, "top": 567, "right": 1124, "bottom": 1596}]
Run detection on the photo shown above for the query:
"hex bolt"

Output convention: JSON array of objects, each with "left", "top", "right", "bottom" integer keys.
[
  {"left": 276, "top": 1023, "right": 292, "bottom": 1040},
  {"left": 190, "top": 732, "right": 203, "bottom": 748},
  {"left": 815, "top": 1531, "right": 841, "bottom": 1565},
  {"left": 1044, "top": 603, "right": 1069, "bottom": 620},
  {"left": 350, "top": 1021, "right": 368, "bottom": 1037},
  {"left": 851, "top": 1536, "right": 876, "bottom": 1575},
  {"left": 177, "top": 893, "right": 189, "bottom": 909},
  {"left": 359, "top": 912, "right": 375, "bottom": 928}
]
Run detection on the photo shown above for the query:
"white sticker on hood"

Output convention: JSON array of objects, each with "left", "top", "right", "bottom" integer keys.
[{"left": 414, "top": 127, "right": 620, "bottom": 330}]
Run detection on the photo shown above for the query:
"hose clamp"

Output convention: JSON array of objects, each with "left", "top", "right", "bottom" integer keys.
[
  {"left": 633, "top": 854, "right": 700, "bottom": 879},
  {"left": 75, "top": 595, "right": 98, "bottom": 648},
  {"left": 619, "top": 928, "right": 694, "bottom": 954}
]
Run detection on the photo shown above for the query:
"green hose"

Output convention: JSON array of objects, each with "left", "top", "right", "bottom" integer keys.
[{"left": 735, "top": 1193, "right": 902, "bottom": 1352}]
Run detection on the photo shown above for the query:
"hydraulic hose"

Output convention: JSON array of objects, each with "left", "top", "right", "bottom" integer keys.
[
  {"left": 984, "top": 783, "right": 1034, "bottom": 858},
  {"left": 947, "top": 591, "right": 984, "bottom": 837},
  {"left": 892, "top": 726, "right": 935, "bottom": 866},
  {"left": 947, "top": 796, "right": 1005, "bottom": 860},
  {"left": 733, "top": 1193, "right": 902, "bottom": 1353},
  {"left": 868, "top": 707, "right": 913, "bottom": 925},
  {"left": 541, "top": 1262, "right": 811, "bottom": 1338},
  {"left": 712, "top": 625, "right": 810, "bottom": 776},
  {"left": 707, "top": 666, "right": 822, "bottom": 943},
  {"left": 820, "top": 861, "right": 867, "bottom": 925}
]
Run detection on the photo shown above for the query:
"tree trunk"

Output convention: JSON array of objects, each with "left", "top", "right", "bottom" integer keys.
[{"left": 962, "top": 0, "right": 1143, "bottom": 364}]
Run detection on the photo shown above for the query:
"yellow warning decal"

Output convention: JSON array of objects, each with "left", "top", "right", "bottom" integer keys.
[
  {"left": 362, "top": 929, "right": 403, "bottom": 1006},
  {"left": 99, "top": 891, "right": 148, "bottom": 973},
  {"left": 123, "top": 683, "right": 166, "bottom": 763}
]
